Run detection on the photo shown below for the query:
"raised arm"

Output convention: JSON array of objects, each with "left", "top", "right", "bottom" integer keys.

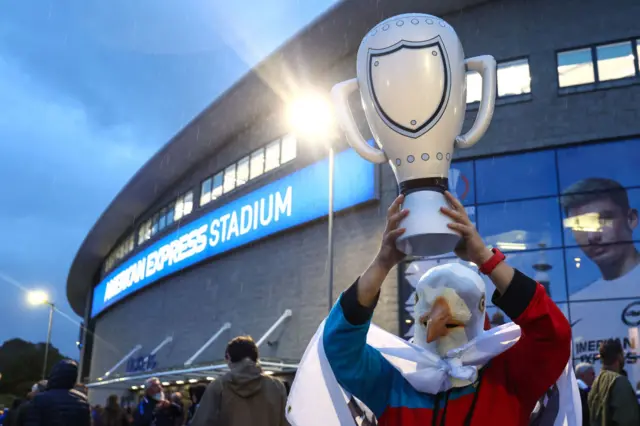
[
  {"left": 322, "top": 195, "right": 407, "bottom": 419},
  {"left": 441, "top": 191, "right": 572, "bottom": 406}
]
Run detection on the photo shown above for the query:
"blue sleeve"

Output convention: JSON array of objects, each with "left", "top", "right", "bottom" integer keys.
[{"left": 322, "top": 279, "right": 396, "bottom": 418}]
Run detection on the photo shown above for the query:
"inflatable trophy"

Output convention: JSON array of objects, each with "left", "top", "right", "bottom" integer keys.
[{"left": 332, "top": 13, "right": 496, "bottom": 257}]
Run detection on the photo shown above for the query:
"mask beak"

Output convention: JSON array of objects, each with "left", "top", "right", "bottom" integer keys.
[{"left": 426, "top": 297, "right": 453, "bottom": 343}]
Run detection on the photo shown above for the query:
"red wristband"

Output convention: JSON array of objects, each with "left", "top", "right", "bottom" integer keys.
[{"left": 479, "top": 248, "right": 506, "bottom": 275}]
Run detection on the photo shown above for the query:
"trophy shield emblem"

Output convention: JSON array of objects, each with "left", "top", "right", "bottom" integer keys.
[{"left": 367, "top": 37, "right": 451, "bottom": 139}]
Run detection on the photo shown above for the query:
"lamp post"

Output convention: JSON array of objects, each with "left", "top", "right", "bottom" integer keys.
[
  {"left": 27, "top": 290, "right": 55, "bottom": 380},
  {"left": 287, "top": 93, "right": 337, "bottom": 312},
  {"left": 327, "top": 146, "right": 335, "bottom": 312}
]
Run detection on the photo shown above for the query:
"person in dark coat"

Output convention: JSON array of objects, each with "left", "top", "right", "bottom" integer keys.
[
  {"left": 24, "top": 359, "right": 91, "bottom": 426},
  {"left": 186, "top": 385, "right": 206, "bottom": 425},
  {"left": 133, "top": 377, "right": 166, "bottom": 426},
  {"left": 14, "top": 381, "right": 47, "bottom": 426},
  {"left": 102, "top": 395, "right": 129, "bottom": 426}
]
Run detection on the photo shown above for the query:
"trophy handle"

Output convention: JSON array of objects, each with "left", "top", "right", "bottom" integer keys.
[
  {"left": 331, "top": 78, "right": 387, "bottom": 164},
  {"left": 455, "top": 55, "right": 497, "bottom": 149}
]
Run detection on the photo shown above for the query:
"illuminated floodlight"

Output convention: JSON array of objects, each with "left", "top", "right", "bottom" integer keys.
[
  {"left": 27, "top": 290, "right": 49, "bottom": 306},
  {"left": 286, "top": 92, "right": 335, "bottom": 142}
]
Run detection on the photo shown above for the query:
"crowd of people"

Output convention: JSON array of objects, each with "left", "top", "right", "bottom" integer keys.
[
  {"left": 574, "top": 339, "right": 640, "bottom": 426},
  {"left": 0, "top": 336, "right": 290, "bottom": 426}
]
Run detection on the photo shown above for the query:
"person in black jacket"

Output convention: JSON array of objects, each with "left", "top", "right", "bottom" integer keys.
[
  {"left": 574, "top": 362, "right": 594, "bottom": 426},
  {"left": 25, "top": 359, "right": 91, "bottom": 426},
  {"left": 186, "top": 385, "right": 206, "bottom": 425},
  {"left": 133, "top": 377, "right": 167, "bottom": 426},
  {"left": 14, "top": 381, "right": 47, "bottom": 426}
]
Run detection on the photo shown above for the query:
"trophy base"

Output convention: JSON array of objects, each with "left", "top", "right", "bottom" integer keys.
[{"left": 395, "top": 190, "right": 461, "bottom": 257}]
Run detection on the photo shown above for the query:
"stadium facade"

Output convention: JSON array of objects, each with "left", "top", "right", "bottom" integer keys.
[{"left": 66, "top": 0, "right": 640, "bottom": 403}]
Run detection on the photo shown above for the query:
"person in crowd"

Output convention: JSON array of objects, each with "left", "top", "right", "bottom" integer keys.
[
  {"left": 575, "top": 363, "right": 595, "bottom": 426},
  {"left": 186, "top": 384, "right": 206, "bottom": 425},
  {"left": 75, "top": 383, "right": 89, "bottom": 396},
  {"left": 588, "top": 339, "right": 640, "bottom": 425},
  {"left": 561, "top": 178, "right": 640, "bottom": 300},
  {"left": 133, "top": 377, "right": 167, "bottom": 426},
  {"left": 24, "top": 359, "right": 91, "bottom": 426},
  {"left": 190, "top": 336, "right": 289, "bottom": 426},
  {"left": 309, "top": 192, "right": 571, "bottom": 425},
  {"left": 154, "top": 392, "right": 184, "bottom": 426},
  {"left": 2, "top": 399, "right": 22, "bottom": 426},
  {"left": 576, "top": 363, "right": 596, "bottom": 391},
  {"left": 93, "top": 405, "right": 105, "bottom": 426},
  {"left": 171, "top": 392, "right": 185, "bottom": 425},
  {"left": 101, "top": 395, "right": 129, "bottom": 426},
  {"left": 125, "top": 406, "right": 134, "bottom": 424},
  {"left": 13, "top": 381, "right": 47, "bottom": 426}
]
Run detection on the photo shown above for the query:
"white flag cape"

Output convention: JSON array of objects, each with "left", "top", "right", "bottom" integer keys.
[{"left": 286, "top": 320, "right": 581, "bottom": 426}]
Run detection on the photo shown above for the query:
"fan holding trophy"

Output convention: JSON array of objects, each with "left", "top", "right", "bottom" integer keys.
[{"left": 286, "top": 13, "right": 580, "bottom": 426}]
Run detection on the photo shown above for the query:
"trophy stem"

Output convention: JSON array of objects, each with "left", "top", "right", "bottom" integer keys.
[{"left": 395, "top": 189, "right": 461, "bottom": 257}]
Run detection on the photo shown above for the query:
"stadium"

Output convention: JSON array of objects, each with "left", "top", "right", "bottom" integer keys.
[{"left": 66, "top": 0, "right": 640, "bottom": 403}]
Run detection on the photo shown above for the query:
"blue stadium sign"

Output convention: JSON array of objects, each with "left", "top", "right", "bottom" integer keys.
[{"left": 90, "top": 148, "right": 377, "bottom": 318}]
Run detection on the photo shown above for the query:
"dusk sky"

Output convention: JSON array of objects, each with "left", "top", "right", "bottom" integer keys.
[{"left": 0, "top": 0, "right": 338, "bottom": 358}]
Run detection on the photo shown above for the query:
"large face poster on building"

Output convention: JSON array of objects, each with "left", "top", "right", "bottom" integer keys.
[
  {"left": 558, "top": 139, "right": 640, "bottom": 385},
  {"left": 399, "top": 138, "right": 640, "bottom": 387}
]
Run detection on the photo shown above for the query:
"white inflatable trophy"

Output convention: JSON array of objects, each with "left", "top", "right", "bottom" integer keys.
[{"left": 332, "top": 13, "right": 497, "bottom": 256}]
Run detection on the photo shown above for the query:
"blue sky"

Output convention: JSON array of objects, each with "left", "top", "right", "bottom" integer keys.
[{"left": 0, "top": 0, "right": 338, "bottom": 358}]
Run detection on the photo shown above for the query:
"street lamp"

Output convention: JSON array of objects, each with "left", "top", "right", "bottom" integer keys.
[
  {"left": 286, "top": 92, "right": 337, "bottom": 312},
  {"left": 27, "top": 290, "right": 55, "bottom": 380}
]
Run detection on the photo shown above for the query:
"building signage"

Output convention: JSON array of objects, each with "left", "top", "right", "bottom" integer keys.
[
  {"left": 91, "top": 148, "right": 377, "bottom": 317},
  {"left": 126, "top": 354, "right": 157, "bottom": 373}
]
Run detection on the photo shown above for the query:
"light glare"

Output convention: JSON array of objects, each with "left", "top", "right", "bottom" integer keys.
[
  {"left": 287, "top": 93, "right": 335, "bottom": 142},
  {"left": 27, "top": 290, "right": 49, "bottom": 306}
]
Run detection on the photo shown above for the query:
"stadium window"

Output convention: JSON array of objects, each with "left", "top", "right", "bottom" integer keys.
[
  {"left": 466, "top": 71, "right": 482, "bottom": 103},
  {"left": 143, "top": 219, "right": 151, "bottom": 240},
  {"left": 138, "top": 219, "right": 151, "bottom": 244},
  {"left": 250, "top": 148, "right": 265, "bottom": 179},
  {"left": 151, "top": 213, "right": 159, "bottom": 236},
  {"left": 211, "top": 172, "right": 223, "bottom": 200},
  {"left": 475, "top": 150, "right": 557, "bottom": 203},
  {"left": 497, "top": 58, "right": 531, "bottom": 97},
  {"left": 557, "top": 39, "right": 640, "bottom": 89},
  {"left": 104, "top": 233, "right": 137, "bottom": 272},
  {"left": 280, "top": 134, "right": 297, "bottom": 164},
  {"left": 158, "top": 207, "right": 167, "bottom": 231},
  {"left": 200, "top": 177, "right": 212, "bottom": 206},
  {"left": 596, "top": 41, "right": 636, "bottom": 82},
  {"left": 265, "top": 139, "right": 281, "bottom": 172},
  {"left": 223, "top": 164, "right": 236, "bottom": 193},
  {"left": 236, "top": 156, "right": 250, "bottom": 187},
  {"left": 175, "top": 197, "right": 185, "bottom": 221},
  {"left": 557, "top": 48, "right": 595, "bottom": 88},
  {"left": 166, "top": 203, "right": 175, "bottom": 226},
  {"left": 183, "top": 191, "right": 194, "bottom": 216},
  {"left": 477, "top": 197, "right": 564, "bottom": 250}
]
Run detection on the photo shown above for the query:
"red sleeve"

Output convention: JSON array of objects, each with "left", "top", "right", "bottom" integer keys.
[
  {"left": 483, "top": 313, "right": 491, "bottom": 330},
  {"left": 492, "top": 269, "right": 572, "bottom": 406}
]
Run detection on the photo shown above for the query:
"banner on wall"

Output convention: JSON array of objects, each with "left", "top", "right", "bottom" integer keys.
[{"left": 91, "top": 148, "right": 377, "bottom": 318}]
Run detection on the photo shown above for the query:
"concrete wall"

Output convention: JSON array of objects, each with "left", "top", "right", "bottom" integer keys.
[{"left": 87, "top": 0, "right": 640, "bottom": 402}]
